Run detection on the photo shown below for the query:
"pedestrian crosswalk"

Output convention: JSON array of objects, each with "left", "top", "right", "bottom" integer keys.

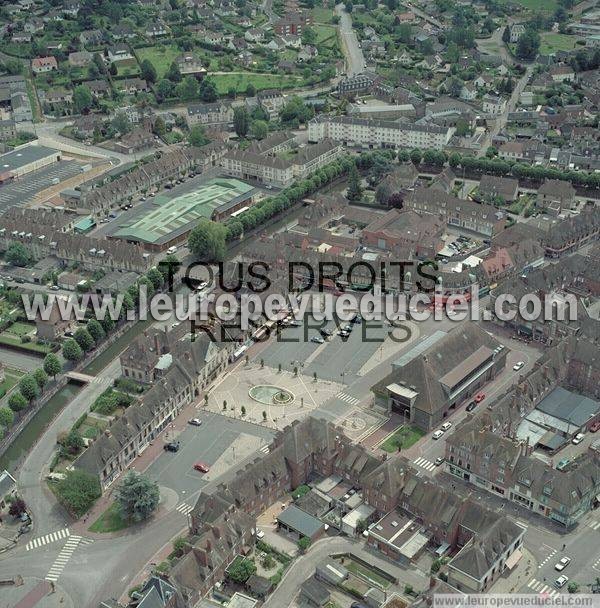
[
  {"left": 259, "top": 445, "right": 270, "bottom": 454},
  {"left": 176, "top": 502, "right": 194, "bottom": 516},
  {"left": 25, "top": 528, "right": 70, "bottom": 551},
  {"left": 413, "top": 457, "right": 437, "bottom": 472},
  {"left": 336, "top": 392, "right": 360, "bottom": 406},
  {"left": 593, "top": 555, "right": 600, "bottom": 572},
  {"left": 588, "top": 519, "right": 600, "bottom": 530},
  {"left": 527, "top": 579, "right": 560, "bottom": 597},
  {"left": 45, "top": 535, "right": 81, "bottom": 582},
  {"left": 538, "top": 548, "right": 557, "bottom": 569}
]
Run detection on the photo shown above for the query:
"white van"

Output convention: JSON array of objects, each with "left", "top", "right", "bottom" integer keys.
[
  {"left": 166, "top": 246, "right": 177, "bottom": 255},
  {"left": 441, "top": 421, "right": 452, "bottom": 432},
  {"left": 432, "top": 430, "right": 445, "bottom": 440}
]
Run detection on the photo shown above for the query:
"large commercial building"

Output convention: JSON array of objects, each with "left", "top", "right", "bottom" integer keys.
[
  {"left": 0, "top": 145, "right": 61, "bottom": 183},
  {"left": 308, "top": 115, "right": 454, "bottom": 150},
  {"left": 109, "top": 178, "right": 257, "bottom": 251}
]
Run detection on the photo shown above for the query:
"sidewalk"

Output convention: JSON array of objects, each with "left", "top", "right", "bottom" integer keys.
[{"left": 491, "top": 548, "right": 537, "bottom": 593}]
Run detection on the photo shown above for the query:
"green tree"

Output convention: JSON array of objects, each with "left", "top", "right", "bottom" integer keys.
[
  {"left": 87, "top": 319, "right": 106, "bottom": 343},
  {"left": 0, "top": 407, "right": 15, "bottom": 428},
  {"left": 74, "top": 327, "right": 94, "bottom": 352},
  {"left": 567, "top": 582, "right": 579, "bottom": 593},
  {"left": 280, "top": 96, "right": 314, "bottom": 125},
  {"left": 188, "top": 219, "right": 227, "bottom": 261},
  {"left": 262, "top": 410, "right": 267, "bottom": 421},
  {"left": 156, "top": 79, "right": 174, "bottom": 101},
  {"left": 516, "top": 30, "right": 540, "bottom": 61},
  {"left": 233, "top": 106, "right": 250, "bottom": 138},
  {"left": 241, "top": 405, "right": 246, "bottom": 416},
  {"left": 175, "top": 75, "right": 199, "bottom": 101},
  {"left": 188, "top": 125, "right": 209, "bottom": 147},
  {"left": 73, "top": 84, "right": 93, "bottom": 113},
  {"left": 19, "top": 374, "right": 39, "bottom": 402},
  {"left": 5, "top": 242, "right": 33, "bottom": 267},
  {"left": 8, "top": 392, "right": 27, "bottom": 412},
  {"left": 301, "top": 27, "right": 317, "bottom": 45},
  {"left": 115, "top": 470, "right": 160, "bottom": 522},
  {"left": 166, "top": 61, "right": 182, "bottom": 82},
  {"left": 4, "top": 58, "right": 23, "bottom": 75},
  {"left": 502, "top": 25, "right": 510, "bottom": 44},
  {"left": 227, "top": 557, "right": 256, "bottom": 583},
  {"left": 56, "top": 470, "right": 101, "bottom": 517},
  {"left": 62, "top": 338, "right": 84, "bottom": 362},
  {"left": 245, "top": 83, "right": 256, "bottom": 97},
  {"left": 63, "top": 429, "right": 85, "bottom": 455},
  {"left": 356, "top": 518, "right": 368, "bottom": 534},
  {"left": 111, "top": 112, "right": 132, "bottom": 135},
  {"left": 146, "top": 267, "right": 164, "bottom": 290},
  {"left": 410, "top": 148, "right": 422, "bottom": 164},
  {"left": 297, "top": 536, "right": 311, "bottom": 552},
  {"left": 153, "top": 116, "right": 166, "bottom": 138},
  {"left": 33, "top": 368, "right": 48, "bottom": 390},
  {"left": 250, "top": 119, "right": 268, "bottom": 140},
  {"left": 346, "top": 164, "right": 362, "bottom": 202},
  {"left": 140, "top": 59, "right": 157, "bottom": 83},
  {"left": 198, "top": 78, "right": 218, "bottom": 102}
]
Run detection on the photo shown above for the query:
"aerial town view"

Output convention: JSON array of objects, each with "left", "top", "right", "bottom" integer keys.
[{"left": 0, "top": 0, "right": 599, "bottom": 606}]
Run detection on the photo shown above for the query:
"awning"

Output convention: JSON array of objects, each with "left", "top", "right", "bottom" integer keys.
[
  {"left": 436, "top": 542, "right": 451, "bottom": 556},
  {"left": 505, "top": 548, "right": 522, "bottom": 570}
]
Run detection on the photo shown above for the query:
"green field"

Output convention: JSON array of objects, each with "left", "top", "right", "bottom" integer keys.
[
  {"left": 89, "top": 502, "right": 130, "bottom": 533},
  {"left": 540, "top": 33, "right": 581, "bottom": 54},
  {"left": 314, "top": 24, "right": 338, "bottom": 47},
  {"left": 136, "top": 45, "right": 181, "bottom": 78},
  {"left": 312, "top": 6, "right": 335, "bottom": 23},
  {"left": 499, "top": 0, "right": 557, "bottom": 12},
  {"left": 380, "top": 425, "right": 425, "bottom": 453},
  {"left": 211, "top": 72, "right": 301, "bottom": 94},
  {"left": 0, "top": 367, "right": 24, "bottom": 397}
]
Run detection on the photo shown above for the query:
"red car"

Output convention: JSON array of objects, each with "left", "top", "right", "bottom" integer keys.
[
  {"left": 475, "top": 393, "right": 486, "bottom": 403},
  {"left": 194, "top": 462, "right": 210, "bottom": 473},
  {"left": 589, "top": 421, "right": 600, "bottom": 433}
]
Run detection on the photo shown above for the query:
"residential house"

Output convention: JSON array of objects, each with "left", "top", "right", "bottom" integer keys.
[
  {"left": 550, "top": 65, "right": 575, "bottom": 83},
  {"left": 273, "top": 11, "right": 313, "bottom": 36},
  {"left": 537, "top": 179, "right": 576, "bottom": 215},
  {"left": 31, "top": 56, "right": 58, "bottom": 74},
  {"left": 509, "top": 24, "right": 525, "bottom": 43},
  {"left": 482, "top": 95, "right": 507, "bottom": 116},
  {"left": 244, "top": 28, "right": 263, "bottom": 43},
  {"left": 0, "top": 119, "right": 17, "bottom": 141},
  {"left": 146, "top": 22, "right": 168, "bottom": 37},
  {"left": 187, "top": 102, "right": 233, "bottom": 127},
  {"left": 68, "top": 51, "right": 93, "bottom": 68},
  {"left": 478, "top": 175, "right": 519, "bottom": 203},
  {"left": 106, "top": 44, "right": 133, "bottom": 63},
  {"left": 79, "top": 29, "right": 104, "bottom": 47}
]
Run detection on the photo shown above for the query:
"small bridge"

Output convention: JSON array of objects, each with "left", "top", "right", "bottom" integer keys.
[{"left": 65, "top": 371, "right": 97, "bottom": 384}]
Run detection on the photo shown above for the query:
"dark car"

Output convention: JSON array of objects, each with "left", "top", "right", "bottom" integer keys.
[
  {"left": 163, "top": 441, "right": 180, "bottom": 452},
  {"left": 319, "top": 328, "right": 333, "bottom": 337},
  {"left": 466, "top": 401, "right": 477, "bottom": 412}
]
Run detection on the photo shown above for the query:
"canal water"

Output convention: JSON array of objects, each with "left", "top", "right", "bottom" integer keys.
[{"left": 0, "top": 381, "right": 82, "bottom": 472}]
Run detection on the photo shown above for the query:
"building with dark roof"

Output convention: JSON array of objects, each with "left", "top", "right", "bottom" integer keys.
[{"left": 371, "top": 324, "right": 508, "bottom": 430}]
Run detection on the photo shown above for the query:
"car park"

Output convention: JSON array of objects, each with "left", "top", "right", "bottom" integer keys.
[
  {"left": 164, "top": 441, "right": 180, "bottom": 452},
  {"left": 466, "top": 401, "right": 477, "bottom": 412},
  {"left": 513, "top": 361, "right": 525, "bottom": 371},
  {"left": 555, "top": 575, "right": 569, "bottom": 588},
  {"left": 188, "top": 418, "right": 202, "bottom": 426},
  {"left": 432, "top": 430, "right": 445, "bottom": 440},
  {"left": 194, "top": 462, "right": 210, "bottom": 473},
  {"left": 572, "top": 433, "right": 584, "bottom": 445},
  {"left": 555, "top": 557, "right": 571, "bottom": 571}
]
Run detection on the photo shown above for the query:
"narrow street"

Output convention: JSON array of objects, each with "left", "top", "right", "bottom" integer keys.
[{"left": 335, "top": 3, "right": 366, "bottom": 76}]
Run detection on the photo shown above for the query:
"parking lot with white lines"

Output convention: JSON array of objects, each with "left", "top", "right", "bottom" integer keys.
[{"left": 0, "top": 160, "right": 82, "bottom": 212}]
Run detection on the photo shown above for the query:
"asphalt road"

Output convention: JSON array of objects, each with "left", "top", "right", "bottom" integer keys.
[{"left": 335, "top": 3, "right": 365, "bottom": 76}]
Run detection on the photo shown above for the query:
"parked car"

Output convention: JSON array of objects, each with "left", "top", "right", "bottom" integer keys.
[
  {"left": 311, "top": 335, "right": 325, "bottom": 344},
  {"left": 572, "top": 433, "right": 584, "bottom": 445},
  {"left": 466, "top": 401, "right": 477, "bottom": 412},
  {"left": 556, "top": 458, "right": 570, "bottom": 471},
  {"left": 319, "top": 328, "right": 333, "bottom": 337},
  {"left": 475, "top": 392, "right": 486, "bottom": 403},
  {"left": 513, "top": 361, "right": 525, "bottom": 371},
  {"left": 256, "top": 530, "right": 265, "bottom": 539},
  {"left": 589, "top": 421, "right": 600, "bottom": 433},
  {"left": 188, "top": 418, "right": 202, "bottom": 426},
  {"left": 164, "top": 441, "right": 180, "bottom": 452},
  {"left": 432, "top": 430, "right": 445, "bottom": 440},
  {"left": 441, "top": 421, "right": 452, "bottom": 432},
  {"left": 194, "top": 462, "right": 210, "bottom": 473},
  {"left": 555, "top": 557, "right": 571, "bottom": 571},
  {"left": 555, "top": 575, "right": 569, "bottom": 588},
  {"left": 435, "top": 457, "right": 445, "bottom": 466}
]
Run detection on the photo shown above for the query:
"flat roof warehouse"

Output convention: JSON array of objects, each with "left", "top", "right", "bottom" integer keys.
[{"left": 108, "top": 178, "right": 257, "bottom": 252}]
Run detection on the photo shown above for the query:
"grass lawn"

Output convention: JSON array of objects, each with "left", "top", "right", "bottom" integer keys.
[
  {"left": 0, "top": 367, "right": 24, "bottom": 396},
  {"left": 89, "top": 502, "right": 130, "bottom": 533},
  {"left": 540, "top": 33, "right": 581, "bottom": 54},
  {"left": 343, "top": 559, "right": 391, "bottom": 588},
  {"left": 380, "top": 425, "right": 425, "bottom": 453},
  {"left": 211, "top": 73, "right": 301, "bottom": 95},
  {"left": 7, "top": 322, "right": 35, "bottom": 337},
  {"left": 314, "top": 24, "right": 338, "bottom": 47},
  {"left": 498, "top": 0, "right": 557, "bottom": 12},
  {"left": 312, "top": 6, "right": 334, "bottom": 23},
  {"left": 136, "top": 45, "right": 181, "bottom": 78},
  {"left": 0, "top": 333, "right": 53, "bottom": 354}
]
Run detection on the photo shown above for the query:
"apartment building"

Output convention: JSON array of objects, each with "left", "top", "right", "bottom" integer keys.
[
  {"left": 406, "top": 187, "right": 506, "bottom": 238},
  {"left": 308, "top": 115, "right": 454, "bottom": 151},
  {"left": 187, "top": 102, "right": 233, "bottom": 127}
]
